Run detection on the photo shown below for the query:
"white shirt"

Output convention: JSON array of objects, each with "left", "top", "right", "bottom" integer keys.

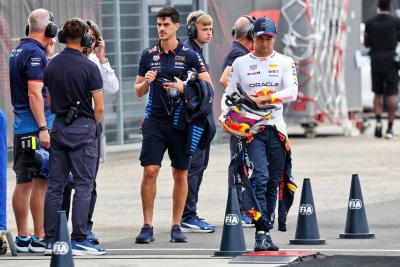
[
  {"left": 88, "top": 53, "right": 119, "bottom": 94},
  {"left": 225, "top": 51, "right": 298, "bottom": 136}
]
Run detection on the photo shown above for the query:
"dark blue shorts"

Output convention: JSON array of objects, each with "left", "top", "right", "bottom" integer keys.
[{"left": 140, "top": 119, "right": 190, "bottom": 170}]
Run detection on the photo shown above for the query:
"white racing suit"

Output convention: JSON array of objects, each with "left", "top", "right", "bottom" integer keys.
[{"left": 223, "top": 50, "right": 298, "bottom": 230}]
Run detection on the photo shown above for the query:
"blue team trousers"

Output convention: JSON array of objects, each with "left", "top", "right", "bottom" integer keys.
[
  {"left": 183, "top": 144, "right": 210, "bottom": 219},
  {"left": 246, "top": 127, "right": 285, "bottom": 230},
  {"left": 44, "top": 117, "right": 98, "bottom": 242}
]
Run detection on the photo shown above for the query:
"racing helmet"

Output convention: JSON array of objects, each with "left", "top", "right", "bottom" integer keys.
[{"left": 219, "top": 104, "right": 272, "bottom": 137}]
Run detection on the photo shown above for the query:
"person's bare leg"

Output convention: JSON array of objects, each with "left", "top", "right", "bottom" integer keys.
[
  {"left": 12, "top": 182, "right": 32, "bottom": 236},
  {"left": 171, "top": 168, "right": 188, "bottom": 226},
  {"left": 30, "top": 178, "right": 48, "bottom": 238},
  {"left": 386, "top": 95, "right": 397, "bottom": 125},
  {"left": 141, "top": 165, "right": 160, "bottom": 226},
  {"left": 374, "top": 94, "right": 383, "bottom": 117}
]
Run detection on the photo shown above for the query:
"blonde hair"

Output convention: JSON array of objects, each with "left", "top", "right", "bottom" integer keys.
[{"left": 186, "top": 10, "right": 213, "bottom": 26}]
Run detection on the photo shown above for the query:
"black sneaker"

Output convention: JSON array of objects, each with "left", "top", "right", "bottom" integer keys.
[
  {"left": 28, "top": 236, "right": 46, "bottom": 253},
  {"left": 374, "top": 122, "right": 383, "bottom": 138},
  {"left": 15, "top": 235, "right": 31, "bottom": 253},
  {"left": 135, "top": 224, "right": 154, "bottom": 244},
  {"left": 170, "top": 225, "right": 187, "bottom": 243},
  {"left": 265, "top": 234, "right": 279, "bottom": 251}
]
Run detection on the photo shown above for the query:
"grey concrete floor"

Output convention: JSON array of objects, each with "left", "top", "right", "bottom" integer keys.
[{"left": 2, "top": 121, "right": 400, "bottom": 266}]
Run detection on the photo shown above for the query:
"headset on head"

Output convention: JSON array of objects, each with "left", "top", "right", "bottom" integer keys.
[
  {"left": 57, "top": 18, "right": 93, "bottom": 48},
  {"left": 25, "top": 10, "right": 58, "bottom": 38},
  {"left": 231, "top": 15, "right": 256, "bottom": 41},
  {"left": 187, "top": 12, "right": 205, "bottom": 39}
]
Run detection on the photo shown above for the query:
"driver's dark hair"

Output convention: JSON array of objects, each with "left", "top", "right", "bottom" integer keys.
[{"left": 156, "top": 7, "right": 180, "bottom": 23}]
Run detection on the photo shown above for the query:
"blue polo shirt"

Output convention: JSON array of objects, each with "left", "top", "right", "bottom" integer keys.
[
  {"left": 183, "top": 39, "right": 209, "bottom": 71},
  {"left": 222, "top": 41, "right": 249, "bottom": 70},
  {"left": 44, "top": 48, "right": 103, "bottom": 119},
  {"left": 138, "top": 40, "right": 207, "bottom": 121},
  {"left": 9, "top": 38, "right": 54, "bottom": 134}
]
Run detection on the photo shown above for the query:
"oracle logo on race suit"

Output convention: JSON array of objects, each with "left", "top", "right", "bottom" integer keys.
[{"left": 249, "top": 82, "right": 279, "bottom": 88}]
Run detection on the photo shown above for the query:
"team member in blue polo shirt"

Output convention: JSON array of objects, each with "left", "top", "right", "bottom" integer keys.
[
  {"left": 9, "top": 8, "right": 57, "bottom": 253},
  {"left": 43, "top": 18, "right": 105, "bottom": 256},
  {"left": 220, "top": 15, "right": 256, "bottom": 227},
  {"left": 134, "top": 7, "right": 213, "bottom": 244},
  {"left": 180, "top": 10, "right": 215, "bottom": 233}
]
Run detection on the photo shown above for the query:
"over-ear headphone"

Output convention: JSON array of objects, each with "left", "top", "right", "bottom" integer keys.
[
  {"left": 187, "top": 12, "right": 204, "bottom": 39},
  {"left": 57, "top": 18, "right": 93, "bottom": 48},
  {"left": 231, "top": 15, "right": 256, "bottom": 41},
  {"left": 25, "top": 10, "right": 58, "bottom": 38}
]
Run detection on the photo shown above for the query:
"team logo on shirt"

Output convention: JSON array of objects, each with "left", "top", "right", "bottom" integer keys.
[
  {"left": 31, "top": 57, "right": 41, "bottom": 67},
  {"left": 249, "top": 64, "right": 258, "bottom": 70},
  {"left": 152, "top": 55, "right": 160, "bottom": 61},
  {"left": 249, "top": 82, "right": 279, "bottom": 88},
  {"left": 174, "top": 56, "right": 185, "bottom": 62},
  {"left": 269, "top": 63, "right": 278, "bottom": 68}
]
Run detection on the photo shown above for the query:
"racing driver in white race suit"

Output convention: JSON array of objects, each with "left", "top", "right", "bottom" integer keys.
[{"left": 224, "top": 16, "right": 298, "bottom": 251}]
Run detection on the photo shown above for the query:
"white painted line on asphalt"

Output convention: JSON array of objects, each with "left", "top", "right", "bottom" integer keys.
[{"left": 107, "top": 248, "right": 400, "bottom": 252}]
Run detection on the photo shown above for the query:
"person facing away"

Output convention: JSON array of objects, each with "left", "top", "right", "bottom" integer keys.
[
  {"left": 364, "top": 0, "right": 400, "bottom": 139},
  {"left": 61, "top": 18, "right": 119, "bottom": 247},
  {"left": 43, "top": 17, "right": 105, "bottom": 256}
]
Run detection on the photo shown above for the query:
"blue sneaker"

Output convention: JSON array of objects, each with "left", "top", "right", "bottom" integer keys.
[
  {"left": 15, "top": 235, "right": 31, "bottom": 253},
  {"left": 28, "top": 236, "right": 45, "bottom": 253},
  {"left": 86, "top": 230, "right": 99, "bottom": 245},
  {"left": 71, "top": 239, "right": 106, "bottom": 256},
  {"left": 181, "top": 216, "right": 216, "bottom": 233},
  {"left": 135, "top": 224, "right": 154, "bottom": 244},
  {"left": 241, "top": 212, "right": 254, "bottom": 228},
  {"left": 170, "top": 225, "right": 187, "bottom": 243}
]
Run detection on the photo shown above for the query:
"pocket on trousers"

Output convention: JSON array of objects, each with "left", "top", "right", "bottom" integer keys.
[
  {"left": 84, "top": 148, "right": 98, "bottom": 159},
  {"left": 83, "top": 148, "right": 98, "bottom": 179}
]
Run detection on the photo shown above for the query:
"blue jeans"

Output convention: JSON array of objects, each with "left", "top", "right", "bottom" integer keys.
[{"left": 247, "top": 127, "right": 285, "bottom": 230}]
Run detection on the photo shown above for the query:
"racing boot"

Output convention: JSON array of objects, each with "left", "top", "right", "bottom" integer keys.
[
  {"left": 254, "top": 231, "right": 268, "bottom": 251},
  {"left": 265, "top": 233, "right": 279, "bottom": 251}
]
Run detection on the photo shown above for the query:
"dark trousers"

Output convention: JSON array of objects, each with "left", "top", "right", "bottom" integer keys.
[
  {"left": 44, "top": 117, "right": 98, "bottom": 242},
  {"left": 182, "top": 145, "right": 210, "bottom": 219},
  {"left": 61, "top": 123, "right": 102, "bottom": 231},
  {"left": 246, "top": 127, "right": 285, "bottom": 230}
]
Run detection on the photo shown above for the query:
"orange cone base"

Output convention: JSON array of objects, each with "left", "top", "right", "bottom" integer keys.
[
  {"left": 290, "top": 239, "right": 326, "bottom": 245},
  {"left": 339, "top": 233, "right": 375, "bottom": 239}
]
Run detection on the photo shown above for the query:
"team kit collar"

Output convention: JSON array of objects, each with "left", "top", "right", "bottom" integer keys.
[
  {"left": 250, "top": 50, "right": 276, "bottom": 61},
  {"left": 20, "top": 38, "right": 45, "bottom": 51},
  {"left": 155, "top": 39, "right": 184, "bottom": 56}
]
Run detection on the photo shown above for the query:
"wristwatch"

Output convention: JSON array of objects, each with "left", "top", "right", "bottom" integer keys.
[{"left": 39, "top": 125, "right": 48, "bottom": 131}]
